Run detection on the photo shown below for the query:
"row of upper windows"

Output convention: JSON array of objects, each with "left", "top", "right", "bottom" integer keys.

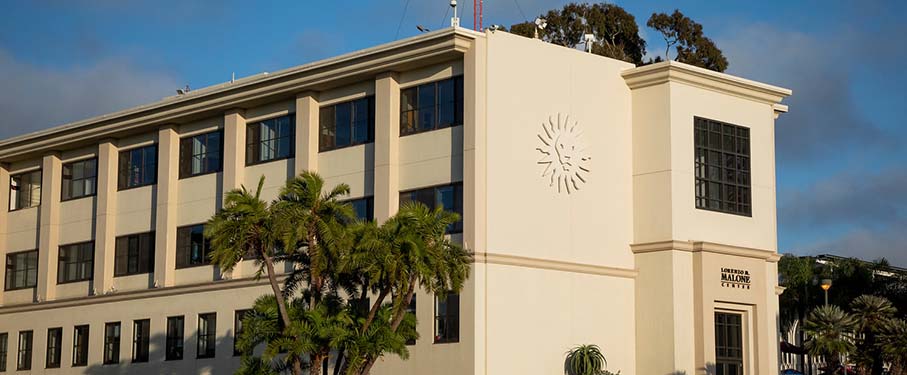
[
  {"left": 6, "top": 76, "right": 465, "bottom": 212},
  {"left": 0, "top": 293, "right": 460, "bottom": 371}
]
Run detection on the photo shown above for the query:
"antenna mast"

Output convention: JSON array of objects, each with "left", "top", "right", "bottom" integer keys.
[{"left": 473, "top": 0, "right": 483, "bottom": 30}]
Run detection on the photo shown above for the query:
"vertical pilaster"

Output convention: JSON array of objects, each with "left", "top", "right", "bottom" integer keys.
[
  {"left": 154, "top": 126, "right": 179, "bottom": 287},
  {"left": 295, "top": 93, "right": 320, "bottom": 175},
  {"left": 373, "top": 72, "right": 400, "bottom": 222},
  {"left": 222, "top": 109, "right": 247, "bottom": 277},
  {"left": 0, "top": 163, "right": 8, "bottom": 305},
  {"left": 37, "top": 153, "right": 62, "bottom": 301},
  {"left": 93, "top": 141, "right": 118, "bottom": 293}
]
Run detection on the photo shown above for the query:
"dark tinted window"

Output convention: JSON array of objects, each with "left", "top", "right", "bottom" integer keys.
[
  {"left": 16, "top": 330, "right": 31, "bottom": 371},
  {"left": 399, "top": 184, "right": 463, "bottom": 233},
  {"left": 104, "top": 322, "right": 121, "bottom": 365},
  {"left": 166, "top": 316, "right": 184, "bottom": 360},
  {"left": 694, "top": 117, "right": 751, "bottom": 216},
  {"left": 434, "top": 294, "right": 459, "bottom": 343},
  {"left": 197, "top": 313, "right": 216, "bottom": 359},
  {"left": 58, "top": 242, "right": 94, "bottom": 283},
  {"left": 246, "top": 115, "right": 294, "bottom": 165},
  {"left": 348, "top": 197, "right": 374, "bottom": 222},
  {"left": 0, "top": 332, "right": 7, "bottom": 371},
  {"left": 62, "top": 159, "right": 97, "bottom": 201},
  {"left": 118, "top": 145, "right": 157, "bottom": 190},
  {"left": 132, "top": 319, "right": 150, "bottom": 363},
  {"left": 46, "top": 327, "right": 62, "bottom": 368},
  {"left": 320, "top": 97, "right": 375, "bottom": 151},
  {"left": 400, "top": 76, "right": 464, "bottom": 136},
  {"left": 72, "top": 325, "right": 89, "bottom": 367},
  {"left": 233, "top": 310, "right": 250, "bottom": 356},
  {"left": 180, "top": 131, "right": 223, "bottom": 178},
  {"left": 114, "top": 232, "right": 155, "bottom": 276},
  {"left": 5, "top": 250, "right": 38, "bottom": 290},
  {"left": 9, "top": 170, "right": 41, "bottom": 210},
  {"left": 715, "top": 312, "right": 744, "bottom": 375},
  {"left": 176, "top": 225, "right": 212, "bottom": 269}
]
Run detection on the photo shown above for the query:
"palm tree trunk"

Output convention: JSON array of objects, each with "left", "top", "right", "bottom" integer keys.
[
  {"left": 360, "top": 288, "right": 389, "bottom": 334},
  {"left": 311, "top": 352, "right": 326, "bottom": 375},
  {"left": 358, "top": 281, "right": 417, "bottom": 375},
  {"left": 262, "top": 253, "right": 302, "bottom": 375}
]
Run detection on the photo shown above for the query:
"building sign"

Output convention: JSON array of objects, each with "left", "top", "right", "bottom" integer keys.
[{"left": 720, "top": 268, "right": 751, "bottom": 289}]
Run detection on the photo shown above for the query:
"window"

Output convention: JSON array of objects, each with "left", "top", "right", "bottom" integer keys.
[
  {"left": 118, "top": 145, "right": 157, "bottom": 190},
  {"left": 180, "top": 131, "right": 223, "bottom": 178},
  {"left": 0, "top": 333, "right": 7, "bottom": 372},
  {"left": 246, "top": 115, "right": 294, "bottom": 165},
  {"left": 399, "top": 183, "right": 463, "bottom": 233},
  {"left": 320, "top": 96, "right": 375, "bottom": 151},
  {"left": 58, "top": 242, "right": 94, "bottom": 284},
  {"left": 166, "top": 316, "right": 184, "bottom": 361},
  {"left": 348, "top": 197, "right": 374, "bottom": 222},
  {"left": 62, "top": 159, "right": 97, "bottom": 201},
  {"left": 176, "top": 224, "right": 212, "bottom": 269},
  {"left": 16, "top": 331, "right": 31, "bottom": 371},
  {"left": 9, "top": 170, "right": 41, "bottom": 211},
  {"left": 46, "top": 328, "right": 62, "bottom": 368},
  {"left": 104, "top": 322, "right": 121, "bottom": 365},
  {"left": 434, "top": 293, "right": 459, "bottom": 343},
  {"left": 715, "top": 312, "right": 744, "bottom": 375},
  {"left": 114, "top": 232, "right": 155, "bottom": 276},
  {"left": 694, "top": 117, "right": 751, "bottom": 216},
  {"left": 72, "top": 325, "right": 89, "bottom": 367},
  {"left": 4, "top": 250, "right": 37, "bottom": 291},
  {"left": 197, "top": 313, "right": 216, "bottom": 359},
  {"left": 132, "top": 319, "right": 150, "bottom": 363},
  {"left": 406, "top": 295, "right": 416, "bottom": 345},
  {"left": 400, "top": 76, "right": 464, "bottom": 136},
  {"left": 233, "top": 310, "right": 250, "bottom": 356}
]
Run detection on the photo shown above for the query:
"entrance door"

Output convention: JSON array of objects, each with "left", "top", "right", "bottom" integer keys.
[{"left": 715, "top": 311, "right": 744, "bottom": 375}]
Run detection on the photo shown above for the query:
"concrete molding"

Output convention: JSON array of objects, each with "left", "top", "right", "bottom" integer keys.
[
  {"left": 631, "top": 240, "right": 781, "bottom": 262},
  {"left": 472, "top": 252, "right": 638, "bottom": 279}
]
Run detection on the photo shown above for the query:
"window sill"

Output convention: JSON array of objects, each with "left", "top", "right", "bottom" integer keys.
[
  {"left": 319, "top": 141, "right": 374, "bottom": 153},
  {"left": 4, "top": 285, "right": 36, "bottom": 292},
  {"left": 8, "top": 205, "right": 40, "bottom": 212},
  {"left": 400, "top": 123, "right": 461, "bottom": 138},
  {"left": 175, "top": 263, "right": 213, "bottom": 270},
  {"left": 57, "top": 278, "right": 92, "bottom": 285},
  {"left": 61, "top": 194, "right": 97, "bottom": 203},
  {"left": 179, "top": 169, "right": 222, "bottom": 180},
  {"left": 118, "top": 183, "right": 156, "bottom": 192},
  {"left": 433, "top": 339, "right": 459, "bottom": 344},
  {"left": 695, "top": 206, "right": 753, "bottom": 218},
  {"left": 245, "top": 155, "right": 294, "bottom": 167}
]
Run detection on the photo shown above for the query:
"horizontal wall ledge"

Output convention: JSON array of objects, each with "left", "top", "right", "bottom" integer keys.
[
  {"left": 472, "top": 252, "right": 638, "bottom": 279},
  {"left": 630, "top": 240, "right": 781, "bottom": 262}
]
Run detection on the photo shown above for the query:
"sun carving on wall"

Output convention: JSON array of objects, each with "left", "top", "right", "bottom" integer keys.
[{"left": 536, "top": 113, "right": 591, "bottom": 194}]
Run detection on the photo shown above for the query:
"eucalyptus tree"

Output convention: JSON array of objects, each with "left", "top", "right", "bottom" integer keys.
[{"left": 851, "top": 295, "right": 897, "bottom": 375}]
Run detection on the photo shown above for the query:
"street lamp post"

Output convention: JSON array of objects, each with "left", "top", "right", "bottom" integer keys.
[{"left": 820, "top": 279, "right": 832, "bottom": 306}]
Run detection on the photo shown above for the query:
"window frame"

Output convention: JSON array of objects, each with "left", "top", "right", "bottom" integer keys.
[
  {"left": 176, "top": 224, "right": 213, "bottom": 269},
  {"left": 345, "top": 196, "right": 374, "bottom": 222},
  {"left": 57, "top": 241, "right": 95, "bottom": 284},
  {"left": 715, "top": 311, "right": 745, "bottom": 375},
  {"left": 319, "top": 96, "right": 376, "bottom": 152},
  {"left": 16, "top": 330, "right": 32, "bottom": 371},
  {"left": 72, "top": 325, "right": 89, "bottom": 367},
  {"left": 132, "top": 319, "right": 150, "bottom": 363},
  {"left": 0, "top": 332, "right": 7, "bottom": 372},
  {"left": 197, "top": 312, "right": 217, "bottom": 359},
  {"left": 61, "top": 158, "right": 98, "bottom": 202},
  {"left": 233, "top": 309, "right": 251, "bottom": 357},
  {"left": 433, "top": 293, "right": 459, "bottom": 344},
  {"left": 179, "top": 130, "right": 224, "bottom": 179},
  {"left": 103, "top": 322, "right": 121, "bottom": 365},
  {"left": 399, "top": 183, "right": 464, "bottom": 234},
  {"left": 400, "top": 76, "right": 464, "bottom": 137},
  {"left": 8, "top": 170, "right": 42, "bottom": 212},
  {"left": 114, "top": 232, "right": 155, "bottom": 277},
  {"left": 4, "top": 250, "right": 38, "bottom": 291},
  {"left": 165, "top": 316, "right": 184, "bottom": 361},
  {"left": 117, "top": 145, "right": 158, "bottom": 191},
  {"left": 46, "top": 327, "right": 62, "bottom": 369},
  {"left": 245, "top": 115, "right": 295, "bottom": 166},
  {"left": 694, "top": 117, "right": 752, "bottom": 217}
]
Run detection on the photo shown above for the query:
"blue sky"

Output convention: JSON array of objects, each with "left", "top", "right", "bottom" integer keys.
[{"left": 1, "top": 1, "right": 905, "bottom": 264}]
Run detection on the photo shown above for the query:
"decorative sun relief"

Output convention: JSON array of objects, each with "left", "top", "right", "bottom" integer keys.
[{"left": 536, "top": 113, "right": 591, "bottom": 194}]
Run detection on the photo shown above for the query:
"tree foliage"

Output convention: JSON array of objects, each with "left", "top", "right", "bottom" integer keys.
[
  {"left": 803, "top": 305, "right": 857, "bottom": 369},
  {"left": 851, "top": 295, "right": 897, "bottom": 375},
  {"left": 646, "top": 9, "right": 728, "bottom": 72}
]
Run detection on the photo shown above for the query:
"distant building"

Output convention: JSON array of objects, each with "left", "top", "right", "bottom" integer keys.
[{"left": 0, "top": 28, "right": 791, "bottom": 374}]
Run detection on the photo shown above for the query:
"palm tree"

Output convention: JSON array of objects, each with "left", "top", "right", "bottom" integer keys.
[
  {"left": 205, "top": 176, "right": 304, "bottom": 374},
  {"left": 879, "top": 318, "right": 907, "bottom": 375},
  {"left": 851, "top": 295, "right": 897, "bottom": 375},
  {"left": 564, "top": 344, "right": 610, "bottom": 375},
  {"left": 804, "top": 305, "right": 857, "bottom": 374}
]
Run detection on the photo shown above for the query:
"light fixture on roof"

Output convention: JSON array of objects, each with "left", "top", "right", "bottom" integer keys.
[
  {"left": 417, "top": 25, "right": 430, "bottom": 33},
  {"left": 533, "top": 17, "right": 547, "bottom": 39},
  {"left": 583, "top": 33, "right": 596, "bottom": 53},
  {"left": 176, "top": 85, "right": 191, "bottom": 95},
  {"left": 488, "top": 24, "right": 503, "bottom": 32},
  {"left": 450, "top": 0, "right": 460, "bottom": 28}
]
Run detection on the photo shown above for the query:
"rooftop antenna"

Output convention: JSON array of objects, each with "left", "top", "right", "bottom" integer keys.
[
  {"left": 450, "top": 0, "right": 459, "bottom": 28},
  {"left": 533, "top": 17, "right": 547, "bottom": 39},
  {"left": 417, "top": 25, "right": 430, "bottom": 32},
  {"left": 583, "top": 33, "right": 595, "bottom": 53},
  {"left": 231, "top": 72, "right": 235, "bottom": 83}
]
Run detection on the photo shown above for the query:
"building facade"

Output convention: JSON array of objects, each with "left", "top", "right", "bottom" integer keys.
[{"left": 0, "top": 28, "right": 790, "bottom": 374}]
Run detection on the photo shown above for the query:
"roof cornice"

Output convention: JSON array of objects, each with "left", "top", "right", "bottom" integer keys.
[
  {"left": 0, "top": 27, "right": 481, "bottom": 162},
  {"left": 621, "top": 60, "right": 792, "bottom": 105}
]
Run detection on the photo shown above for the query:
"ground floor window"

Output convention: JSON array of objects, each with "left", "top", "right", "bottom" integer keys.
[
  {"left": 715, "top": 311, "right": 744, "bottom": 375},
  {"left": 434, "top": 293, "right": 459, "bottom": 343}
]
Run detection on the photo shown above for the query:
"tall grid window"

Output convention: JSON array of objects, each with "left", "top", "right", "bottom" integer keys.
[
  {"left": 9, "top": 170, "right": 41, "bottom": 211},
  {"left": 62, "top": 158, "right": 98, "bottom": 201},
  {"left": 0, "top": 332, "right": 7, "bottom": 372},
  {"left": 399, "top": 183, "right": 463, "bottom": 233},
  {"left": 347, "top": 197, "right": 374, "bottom": 222},
  {"left": 72, "top": 325, "right": 89, "bottom": 367},
  {"left": 58, "top": 242, "right": 94, "bottom": 284},
  {"left": 694, "top": 117, "right": 751, "bottom": 216},
  {"left": 16, "top": 331, "right": 31, "bottom": 371},
  {"left": 46, "top": 327, "right": 62, "bottom": 368},
  {"left": 197, "top": 313, "right": 216, "bottom": 359},
  {"left": 118, "top": 145, "right": 157, "bottom": 190},
  {"left": 233, "top": 310, "right": 250, "bottom": 356},
  {"left": 114, "top": 232, "right": 155, "bottom": 276},
  {"left": 400, "top": 76, "right": 464, "bottom": 136},
  {"left": 166, "top": 316, "right": 184, "bottom": 361},
  {"left": 176, "top": 224, "right": 212, "bottom": 269},
  {"left": 180, "top": 131, "right": 223, "bottom": 178},
  {"left": 5, "top": 250, "right": 38, "bottom": 291},
  {"left": 319, "top": 96, "right": 375, "bottom": 151},
  {"left": 104, "top": 322, "right": 121, "bottom": 365},
  {"left": 434, "top": 293, "right": 459, "bottom": 343},
  {"left": 715, "top": 312, "right": 744, "bottom": 375},
  {"left": 132, "top": 319, "right": 150, "bottom": 363},
  {"left": 246, "top": 115, "right": 294, "bottom": 165}
]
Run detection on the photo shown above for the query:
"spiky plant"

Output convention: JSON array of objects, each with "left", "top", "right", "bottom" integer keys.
[
  {"left": 565, "top": 344, "right": 609, "bottom": 375},
  {"left": 879, "top": 319, "right": 907, "bottom": 374},
  {"left": 804, "top": 305, "right": 857, "bottom": 371},
  {"left": 851, "top": 295, "right": 897, "bottom": 375}
]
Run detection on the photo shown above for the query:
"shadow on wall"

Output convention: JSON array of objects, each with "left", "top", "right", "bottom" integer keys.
[{"left": 82, "top": 329, "right": 245, "bottom": 375}]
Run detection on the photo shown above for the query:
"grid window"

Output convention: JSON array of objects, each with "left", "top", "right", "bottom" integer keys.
[
  {"left": 180, "top": 131, "right": 223, "bottom": 178},
  {"left": 72, "top": 325, "right": 89, "bottom": 367},
  {"left": 233, "top": 310, "right": 250, "bottom": 356},
  {"left": 114, "top": 232, "right": 155, "bottom": 276},
  {"left": 0, "top": 332, "right": 7, "bottom": 371},
  {"left": 132, "top": 319, "right": 150, "bottom": 363},
  {"left": 400, "top": 76, "right": 464, "bottom": 136},
  {"left": 58, "top": 242, "right": 94, "bottom": 284},
  {"left": 694, "top": 117, "right": 751, "bottom": 216},
  {"left": 104, "top": 322, "right": 121, "bottom": 365},
  {"left": 197, "top": 313, "right": 216, "bottom": 359},
  {"left": 319, "top": 96, "right": 375, "bottom": 151},
  {"left": 715, "top": 312, "right": 744, "bottom": 375},
  {"left": 16, "top": 331, "right": 31, "bottom": 371},
  {"left": 176, "top": 225, "right": 212, "bottom": 269},
  {"left": 347, "top": 197, "right": 374, "bottom": 222},
  {"left": 46, "top": 328, "right": 62, "bottom": 368},
  {"left": 434, "top": 293, "right": 459, "bottom": 343},
  {"left": 62, "top": 158, "right": 98, "bottom": 201},
  {"left": 399, "top": 183, "right": 463, "bottom": 233},
  {"left": 166, "top": 316, "right": 184, "bottom": 361},
  {"left": 406, "top": 295, "right": 416, "bottom": 345},
  {"left": 246, "top": 115, "right": 294, "bottom": 165},
  {"left": 9, "top": 170, "right": 41, "bottom": 211},
  {"left": 5, "top": 250, "right": 38, "bottom": 291},
  {"left": 118, "top": 145, "right": 157, "bottom": 190}
]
